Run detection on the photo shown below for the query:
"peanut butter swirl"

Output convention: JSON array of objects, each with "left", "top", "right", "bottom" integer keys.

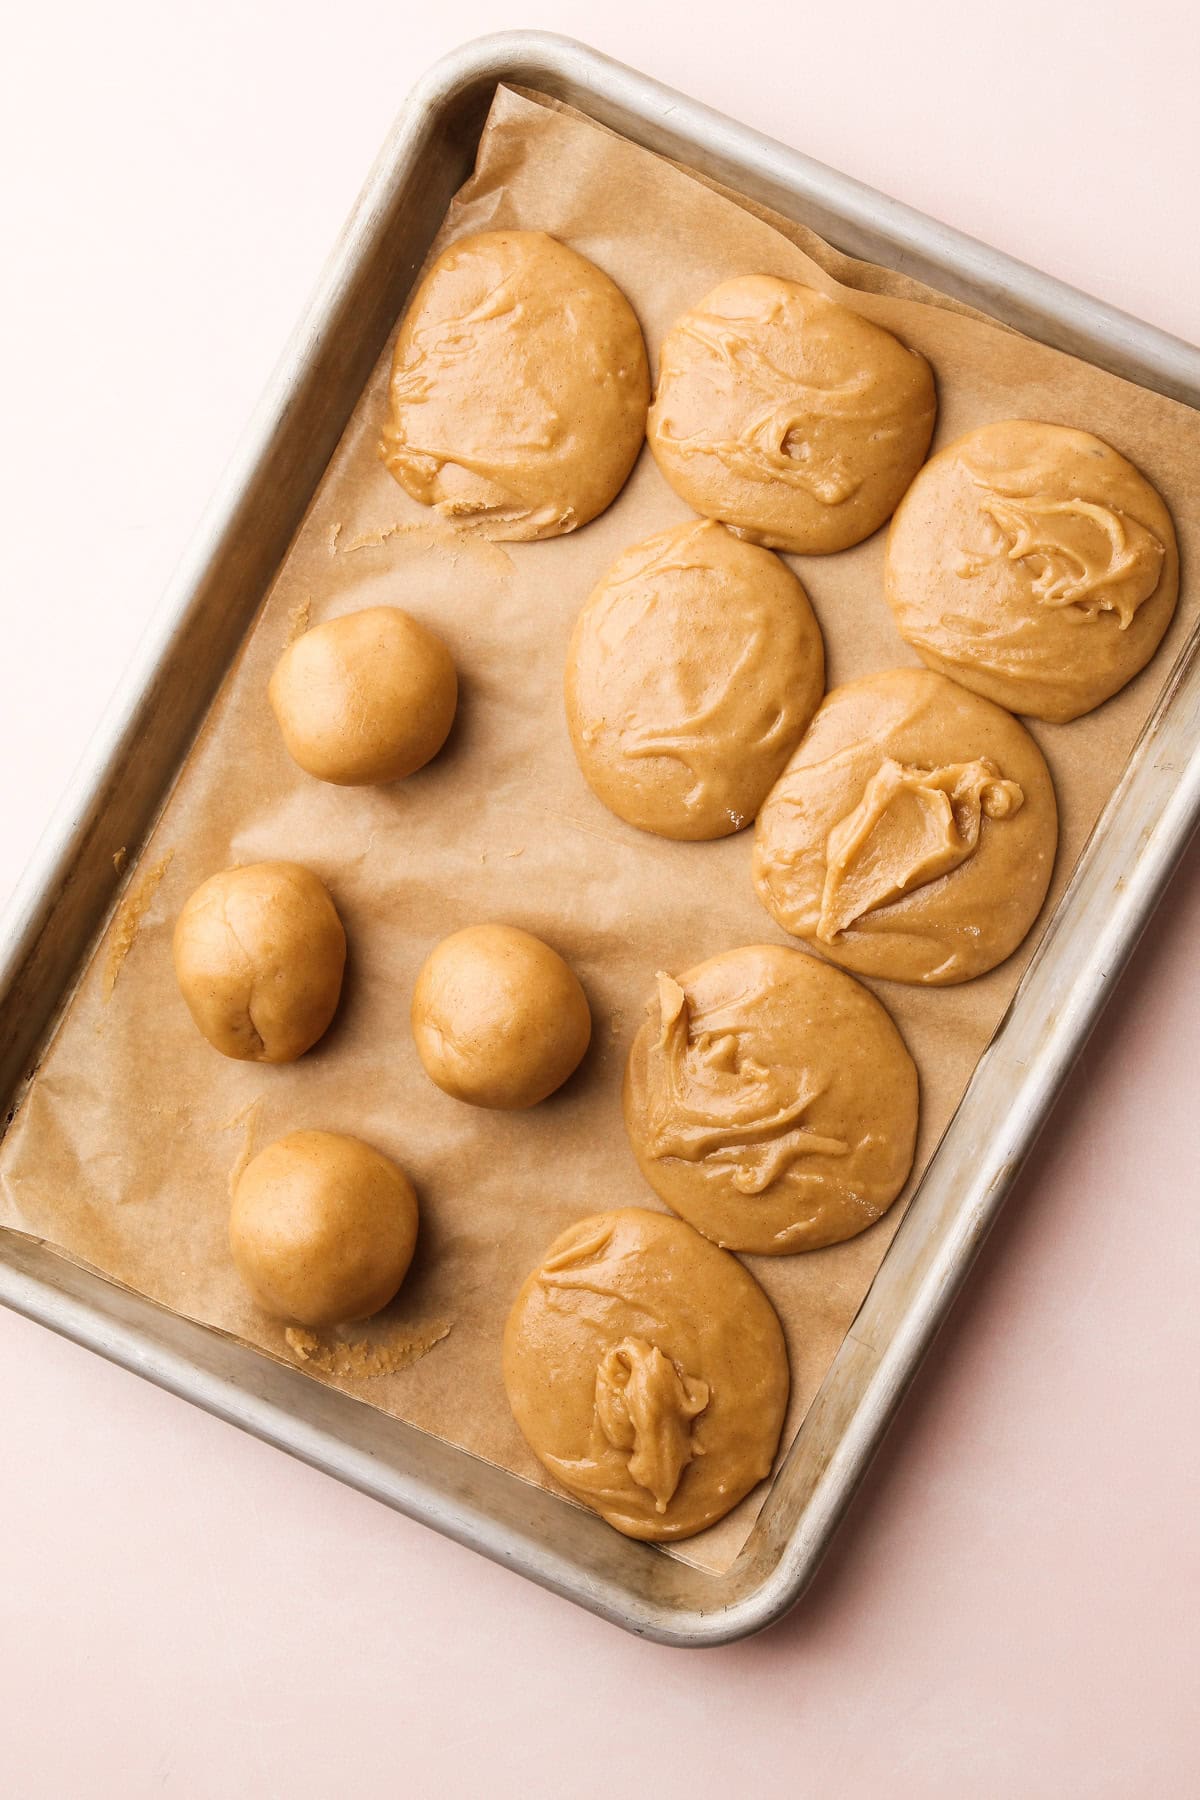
[{"left": 594, "top": 1337, "right": 709, "bottom": 1512}]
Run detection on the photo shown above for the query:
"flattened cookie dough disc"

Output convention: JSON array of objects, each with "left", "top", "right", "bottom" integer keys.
[
  {"left": 382, "top": 230, "right": 650, "bottom": 540},
  {"left": 503, "top": 1208, "right": 789, "bottom": 1541},
  {"left": 647, "top": 275, "right": 936, "bottom": 554},
  {"left": 753, "top": 668, "right": 1057, "bottom": 985},
  {"left": 885, "top": 419, "right": 1179, "bottom": 721},
  {"left": 623, "top": 945, "right": 918, "bottom": 1255},
  {"left": 564, "top": 519, "right": 825, "bottom": 839}
]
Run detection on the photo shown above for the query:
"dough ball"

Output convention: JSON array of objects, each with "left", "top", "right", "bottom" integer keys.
[
  {"left": 503, "top": 1208, "right": 789, "bottom": 1541},
  {"left": 411, "top": 924, "right": 591, "bottom": 1110},
  {"left": 647, "top": 275, "right": 936, "bottom": 554},
  {"left": 884, "top": 419, "right": 1179, "bottom": 721},
  {"left": 753, "top": 668, "right": 1058, "bottom": 985},
  {"left": 173, "top": 861, "right": 345, "bottom": 1062},
  {"left": 230, "top": 1130, "right": 418, "bottom": 1327},
  {"left": 268, "top": 606, "right": 457, "bottom": 785},
  {"left": 382, "top": 230, "right": 650, "bottom": 540},
  {"left": 564, "top": 518, "right": 825, "bottom": 840},
  {"left": 623, "top": 945, "right": 918, "bottom": 1255}
]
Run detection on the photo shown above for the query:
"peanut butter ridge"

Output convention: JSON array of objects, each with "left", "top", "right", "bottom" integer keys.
[{"left": 594, "top": 1337, "right": 709, "bottom": 1513}]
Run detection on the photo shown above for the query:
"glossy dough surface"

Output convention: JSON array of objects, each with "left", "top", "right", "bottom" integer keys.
[
  {"left": 382, "top": 230, "right": 650, "bottom": 540},
  {"left": 172, "top": 861, "right": 346, "bottom": 1063},
  {"left": 411, "top": 924, "right": 591, "bottom": 1110},
  {"left": 647, "top": 275, "right": 936, "bottom": 554},
  {"left": 885, "top": 419, "right": 1179, "bottom": 721},
  {"left": 623, "top": 945, "right": 918, "bottom": 1254},
  {"left": 754, "top": 668, "right": 1057, "bottom": 984},
  {"left": 502, "top": 1208, "right": 789, "bottom": 1540},
  {"left": 564, "top": 519, "right": 825, "bottom": 839},
  {"left": 229, "top": 1131, "right": 419, "bottom": 1327},
  {"left": 268, "top": 606, "right": 457, "bottom": 786}
]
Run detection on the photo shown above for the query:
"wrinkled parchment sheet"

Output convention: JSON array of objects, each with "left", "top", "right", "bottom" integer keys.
[{"left": 3, "top": 87, "right": 1198, "bottom": 1577}]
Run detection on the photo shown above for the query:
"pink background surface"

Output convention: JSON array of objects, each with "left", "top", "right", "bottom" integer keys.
[{"left": 3, "top": 4, "right": 1198, "bottom": 1793}]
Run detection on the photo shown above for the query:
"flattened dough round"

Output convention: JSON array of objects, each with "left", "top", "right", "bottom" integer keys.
[
  {"left": 753, "top": 668, "right": 1057, "bottom": 985},
  {"left": 564, "top": 518, "right": 825, "bottom": 839},
  {"left": 623, "top": 945, "right": 918, "bottom": 1255},
  {"left": 411, "top": 924, "right": 591, "bottom": 1110},
  {"left": 172, "top": 861, "right": 346, "bottom": 1062},
  {"left": 230, "top": 1130, "right": 419, "bottom": 1327},
  {"left": 647, "top": 275, "right": 936, "bottom": 554},
  {"left": 503, "top": 1208, "right": 789, "bottom": 1541},
  {"left": 885, "top": 419, "right": 1178, "bottom": 721},
  {"left": 269, "top": 606, "right": 457, "bottom": 786},
  {"left": 382, "top": 230, "right": 650, "bottom": 540}
]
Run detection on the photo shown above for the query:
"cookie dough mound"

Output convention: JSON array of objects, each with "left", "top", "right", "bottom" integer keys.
[
  {"left": 754, "top": 668, "right": 1058, "bottom": 984},
  {"left": 230, "top": 1130, "right": 418, "bottom": 1327},
  {"left": 623, "top": 945, "right": 917, "bottom": 1255},
  {"left": 647, "top": 275, "right": 936, "bottom": 554},
  {"left": 172, "top": 861, "right": 345, "bottom": 1062},
  {"left": 885, "top": 419, "right": 1179, "bottom": 721},
  {"left": 564, "top": 518, "right": 825, "bottom": 839},
  {"left": 269, "top": 606, "right": 456, "bottom": 786},
  {"left": 503, "top": 1208, "right": 789, "bottom": 1541},
  {"left": 382, "top": 230, "right": 650, "bottom": 540},
  {"left": 412, "top": 924, "right": 591, "bottom": 1110}
]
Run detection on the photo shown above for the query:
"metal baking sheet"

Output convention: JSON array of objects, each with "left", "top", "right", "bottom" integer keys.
[{"left": 2, "top": 31, "right": 1199, "bottom": 1646}]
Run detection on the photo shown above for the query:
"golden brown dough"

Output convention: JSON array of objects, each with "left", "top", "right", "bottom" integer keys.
[
  {"left": 502, "top": 1208, "right": 789, "bottom": 1541},
  {"left": 647, "top": 275, "right": 936, "bottom": 554},
  {"left": 411, "top": 924, "right": 591, "bottom": 1110},
  {"left": 564, "top": 519, "right": 825, "bottom": 839},
  {"left": 623, "top": 944, "right": 918, "bottom": 1254},
  {"left": 229, "top": 1130, "right": 419, "bottom": 1327},
  {"left": 885, "top": 419, "right": 1179, "bottom": 721},
  {"left": 268, "top": 606, "right": 456, "bottom": 786},
  {"left": 172, "top": 861, "right": 345, "bottom": 1063},
  {"left": 382, "top": 230, "right": 650, "bottom": 540},
  {"left": 753, "top": 668, "right": 1058, "bottom": 985}
]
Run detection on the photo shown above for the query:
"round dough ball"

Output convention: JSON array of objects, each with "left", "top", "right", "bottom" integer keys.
[
  {"left": 411, "top": 924, "right": 591, "bottom": 1110},
  {"left": 268, "top": 606, "right": 457, "bottom": 786},
  {"left": 230, "top": 1130, "right": 418, "bottom": 1327},
  {"left": 564, "top": 518, "right": 825, "bottom": 840},
  {"left": 647, "top": 275, "right": 936, "bottom": 554},
  {"left": 623, "top": 946, "right": 918, "bottom": 1255},
  {"left": 503, "top": 1208, "right": 789, "bottom": 1541},
  {"left": 885, "top": 419, "right": 1179, "bottom": 722},
  {"left": 753, "top": 668, "right": 1058, "bottom": 985},
  {"left": 382, "top": 230, "right": 650, "bottom": 540},
  {"left": 173, "top": 861, "right": 346, "bottom": 1063}
]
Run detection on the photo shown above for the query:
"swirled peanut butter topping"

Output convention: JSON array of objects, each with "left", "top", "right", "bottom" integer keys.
[
  {"left": 818, "top": 757, "right": 1024, "bottom": 944},
  {"left": 594, "top": 1337, "right": 709, "bottom": 1512},
  {"left": 647, "top": 275, "right": 936, "bottom": 554},
  {"left": 382, "top": 231, "right": 649, "bottom": 541}
]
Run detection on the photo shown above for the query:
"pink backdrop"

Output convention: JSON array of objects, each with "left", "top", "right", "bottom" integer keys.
[{"left": 2, "top": 4, "right": 1197, "bottom": 1793}]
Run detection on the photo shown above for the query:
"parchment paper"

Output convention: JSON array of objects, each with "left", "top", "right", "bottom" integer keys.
[{"left": 3, "top": 86, "right": 1198, "bottom": 1575}]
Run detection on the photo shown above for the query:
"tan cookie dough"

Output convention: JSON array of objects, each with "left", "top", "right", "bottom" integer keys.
[
  {"left": 754, "top": 668, "right": 1057, "bottom": 984},
  {"left": 382, "top": 230, "right": 650, "bottom": 540},
  {"left": 623, "top": 945, "right": 918, "bottom": 1255},
  {"left": 269, "top": 606, "right": 456, "bottom": 785},
  {"left": 412, "top": 924, "right": 591, "bottom": 1110},
  {"left": 230, "top": 1130, "right": 419, "bottom": 1327},
  {"left": 564, "top": 519, "right": 825, "bottom": 840},
  {"left": 503, "top": 1208, "right": 789, "bottom": 1541},
  {"left": 885, "top": 419, "right": 1179, "bottom": 722},
  {"left": 173, "top": 861, "right": 345, "bottom": 1062},
  {"left": 647, "top": 275, "right": 936, "bottom": 554}
]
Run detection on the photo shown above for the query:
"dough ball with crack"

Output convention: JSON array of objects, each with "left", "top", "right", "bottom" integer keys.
[
  {"left": 173, "top": 861, "right": 345, "bottom": 1062},
  {"left": 647, "top": 274, "right": 936, "bottom": 554},
  {"left": 382, "top": 230, "right": 650, "bottom": 540},
  {"left": 230, "top": 1130, "right": 418, "bottom": 1327},
  {"left": 503, "top": 1208, "right": 789, "bottom": 1541},
  {"left": 412, "top": 924, "right": 591, "bottom": 1110},
  {"left": 269, "top": 606, "right": 457, "bottom": 786}
]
